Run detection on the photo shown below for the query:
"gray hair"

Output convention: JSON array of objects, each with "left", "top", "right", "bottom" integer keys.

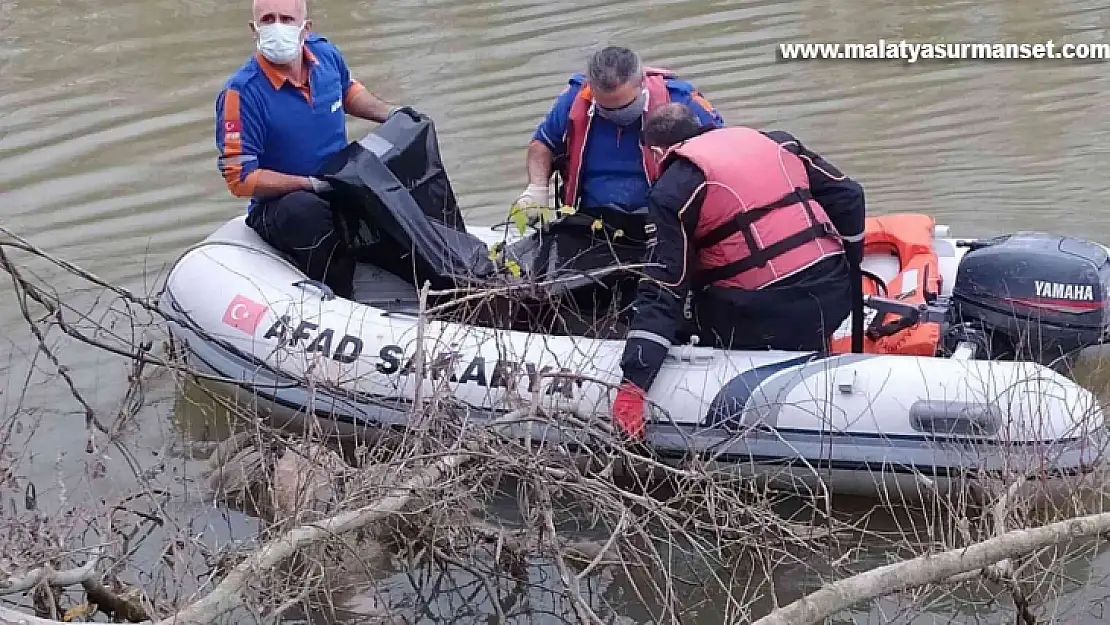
[
  {"left": 586, "top": 46, "right": 643, "bottom": 94},
  {"left": 643, "top": 102, "right": 703, "bottom": 148}
]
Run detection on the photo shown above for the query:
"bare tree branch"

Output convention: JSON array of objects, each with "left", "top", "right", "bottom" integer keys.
[
  {"left": 0, "top": 547, "right": 103, "bottom": 596},
  {"left": 752, "top": 510, "right": 1110, "bottom": 625},
  {"left": 2, "top": 222, "right": 1110, "bottom": 625}
]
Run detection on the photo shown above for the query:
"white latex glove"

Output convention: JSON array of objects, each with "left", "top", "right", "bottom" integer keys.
[
  {"left": 307, "top": 176, "right": 332, "bottom": 194},
  {"left": 510, "top": 183, "right": 550, "bottom": 221}
]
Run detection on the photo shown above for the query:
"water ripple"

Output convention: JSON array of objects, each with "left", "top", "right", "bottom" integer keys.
[
  {"left": 2, "top": 0, "right": 1110, "bottom": 618},
  {"left": 0, "top": 0, "right": 1108, "bottom": 314}
]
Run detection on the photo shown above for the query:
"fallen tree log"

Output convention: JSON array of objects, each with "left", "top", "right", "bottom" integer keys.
[
  {"left": 751, "top": 510, "right": 1110, "bottom": 625},
  {"left": 0, "top": 449, "right": 469, "bottom": 625}
]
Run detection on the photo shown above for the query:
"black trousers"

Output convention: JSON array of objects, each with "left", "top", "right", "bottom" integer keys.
[
  {"left": 688, "top": 255, "right": 854, "bottom": 352},
  {"left": 245, "top": 190, "right": 356, "bottom": 299}
]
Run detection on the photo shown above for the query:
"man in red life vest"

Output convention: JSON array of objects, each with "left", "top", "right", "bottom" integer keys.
[
  {"left": 511, "top": 47, "right": 723, "bottom": 229},
  {"left": 611, "top": 103, "right": 866, "bottom": 439}
]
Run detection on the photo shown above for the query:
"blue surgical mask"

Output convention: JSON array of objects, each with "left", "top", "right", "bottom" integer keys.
[{"left": 595, "top": 89, "right": 647, "bottom": 126}]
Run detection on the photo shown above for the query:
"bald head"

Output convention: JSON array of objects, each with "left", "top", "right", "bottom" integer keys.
[
  {"left": 251, "top": 0, "right": 307, "bottom": 24},
  {"left": 643, "top": 103, "right": 703, "bottom": 149}
]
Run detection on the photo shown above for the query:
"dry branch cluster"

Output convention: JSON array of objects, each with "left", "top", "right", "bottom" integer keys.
[{"left": 2, "top": 225, "right": 1110, "bottom": 625}]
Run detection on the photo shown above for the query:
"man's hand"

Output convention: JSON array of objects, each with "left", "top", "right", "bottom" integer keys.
[
  {"left": 387, "top": 105, "right": 424, "bottom": 122},
  {"left": 510, "top": 183, "right": 550, "bottom": 224},
  {"left": 612, "top": 381, "right": 647, "bottom": 440}
]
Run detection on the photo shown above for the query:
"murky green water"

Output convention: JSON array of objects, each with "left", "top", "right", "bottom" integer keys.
[{"left": 3, "top": 0, "right": 1110, "bottom": 622}]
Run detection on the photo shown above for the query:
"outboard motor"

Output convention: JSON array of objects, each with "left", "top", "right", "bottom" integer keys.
[{"left": 943, "top": 233, "right": 1110, "bottom": 368}]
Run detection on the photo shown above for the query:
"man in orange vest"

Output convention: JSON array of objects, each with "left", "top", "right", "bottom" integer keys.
[
  {"left": 510, "top": 46, "right": 723, "bottom": 228},
  {"left": 611, "top": 102, "right": 866, "bottom": 439}
]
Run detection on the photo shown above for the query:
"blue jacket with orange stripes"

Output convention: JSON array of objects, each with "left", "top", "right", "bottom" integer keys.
[{"left": 214, "top": 33, "right": 367, "bottom": 206}]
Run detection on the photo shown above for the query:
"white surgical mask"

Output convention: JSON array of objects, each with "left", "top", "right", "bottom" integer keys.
[{"left": 255, "top": 22, "right": 305, "bottom": 65}]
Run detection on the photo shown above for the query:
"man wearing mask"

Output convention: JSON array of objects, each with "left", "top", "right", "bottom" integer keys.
[
  {"left": 512, "top": 46, "right": 724, "bottom": 227},
  {"left": 611, "top": 103, "right": 866, "bottom": 440},
  {"left": 215, "top": 0, "right": 412, "bottom": 298}
]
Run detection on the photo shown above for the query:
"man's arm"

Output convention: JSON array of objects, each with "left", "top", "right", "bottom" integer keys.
[
  {"left": 525, "top": 140, "right": 555, "bottom": 187},
  {"left": 248, "top": 170, "right": 315, "bottom": 197},
  {"left": 764, "top": 130, "right": 866, "bottom": 258},
  {"left": 330, "top": 45, "right": 399, "bottom": 124},
  {"left": 216, "top": 87, "right": 314, "bottom": 199},
  {"left": 527, "top": 82, "right": 579, "bottom": 185},
  {"left": 619, "top": 159, "right": 706, "bottom": 392},
  {"left": 343, "top": 79, "right": 397, "bottom": 123}
]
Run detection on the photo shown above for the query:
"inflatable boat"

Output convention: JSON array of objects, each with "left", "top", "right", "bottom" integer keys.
[{"left": 157, "top": 111, "right": 1110, "bottom": 500}]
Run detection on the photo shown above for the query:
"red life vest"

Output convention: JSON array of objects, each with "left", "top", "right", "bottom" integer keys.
[
  {"left": 559, "top": 66, "right": 674, "bottom": 208},
  {"left": 667, "top": 127, "right": 845, "bottom": 290}
]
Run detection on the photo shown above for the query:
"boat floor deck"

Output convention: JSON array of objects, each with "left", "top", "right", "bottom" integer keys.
[
  {"left": 346, "top": 259, "right": 632, "bottom": 339},
  {"left": 351, "top": 262, "right": 420, "bottom": 310}
]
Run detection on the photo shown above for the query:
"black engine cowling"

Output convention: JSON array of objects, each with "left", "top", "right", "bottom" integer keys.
[{"left": 944, "top": 232, "right": 1110, "bottom": 366}]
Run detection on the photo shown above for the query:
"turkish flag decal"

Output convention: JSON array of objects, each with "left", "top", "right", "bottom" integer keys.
[{"left": 222, "top": 294, "right": 269, "bottom": 335}]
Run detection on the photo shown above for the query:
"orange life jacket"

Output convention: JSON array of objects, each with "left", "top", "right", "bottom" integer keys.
[
  {"left": 666, "top": 127, "right": 845, "bottom": 290},
  {"left": 560, "top": 66, "right": 674, "bottom": 208},
  {"left": 829, "top": 213, "right": 943, "bottom": 356}
]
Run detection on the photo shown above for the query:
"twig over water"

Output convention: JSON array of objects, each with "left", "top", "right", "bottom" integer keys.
[{"left": 0, "top": 223, "right": 1108, "bottom": 625}]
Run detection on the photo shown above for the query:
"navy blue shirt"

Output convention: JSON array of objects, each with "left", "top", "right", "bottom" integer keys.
[
  {"left": 214, "top": 33, "right": 366, "bottom": 207},
  {"left": 532, "top": 72, "right": 724, "bottom": 211}
]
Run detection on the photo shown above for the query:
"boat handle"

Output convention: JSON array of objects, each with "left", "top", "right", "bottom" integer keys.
[
  {"left": 664, "top": 335, "right": 714, "bottom": 364},
  {"left": 292, "top": 279, "right": 336, "bottom": 301}
]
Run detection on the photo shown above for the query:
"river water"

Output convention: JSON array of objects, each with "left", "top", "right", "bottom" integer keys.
[{"left": 3, "top": 0, "right": 1110, "bottom": 622}]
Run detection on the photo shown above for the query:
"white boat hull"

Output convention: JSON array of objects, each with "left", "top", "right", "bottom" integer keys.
[{"left": 157, "top": 216, "right": 1110, "bottom": 502}]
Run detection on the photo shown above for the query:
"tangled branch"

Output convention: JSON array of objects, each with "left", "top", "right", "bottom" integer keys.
[{"left": 2, "top": 223, "right": 1110, "bottom": 625}]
